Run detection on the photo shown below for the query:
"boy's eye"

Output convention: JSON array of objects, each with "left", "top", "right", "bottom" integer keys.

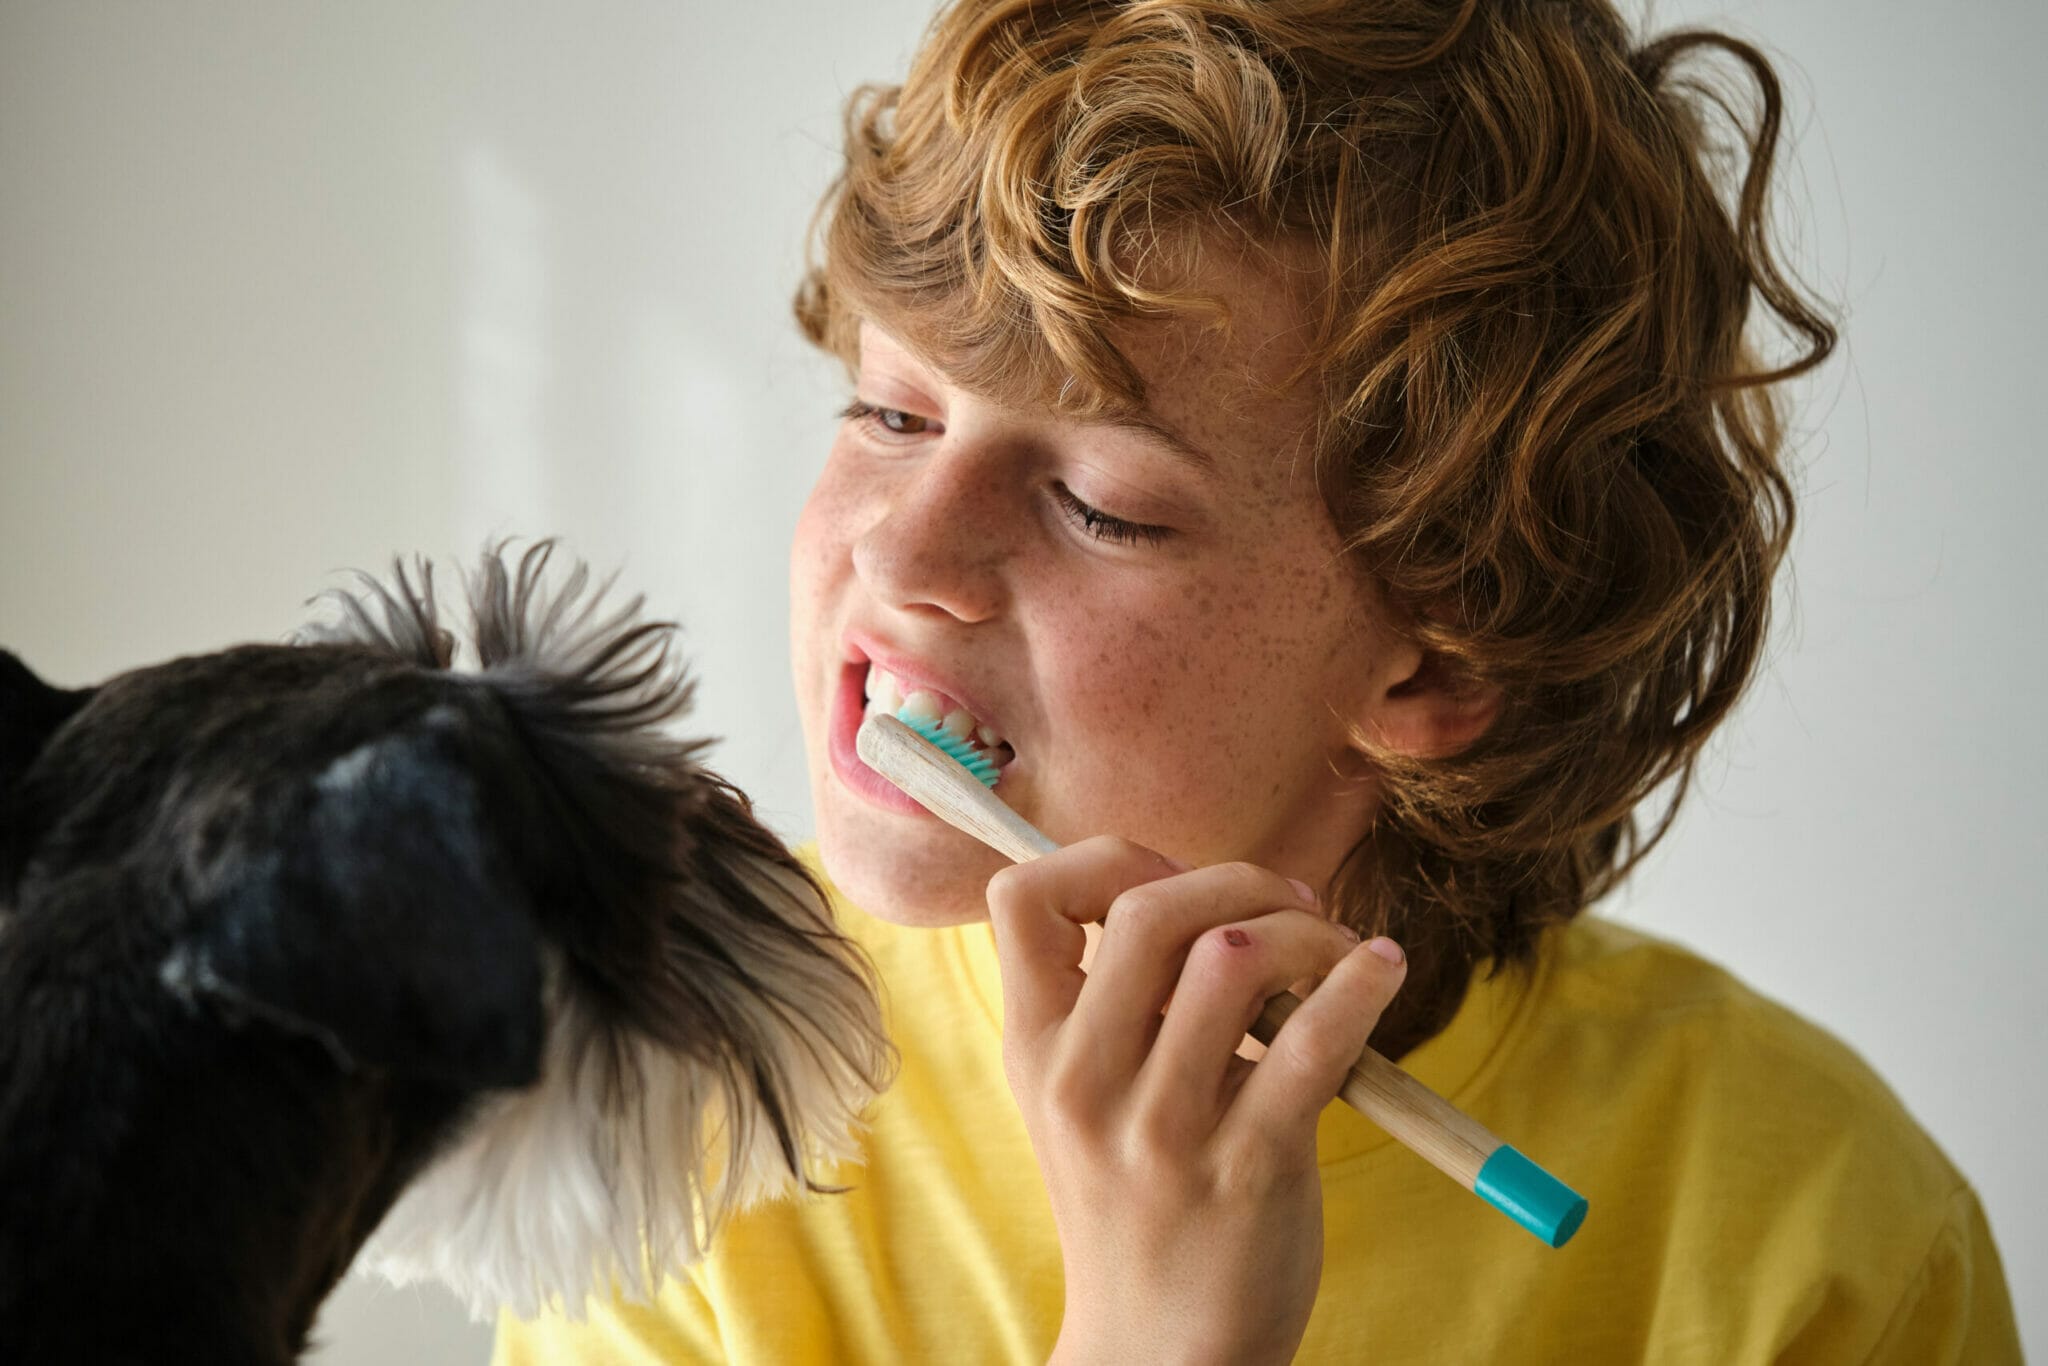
[
  {"left": 1052, "top": 482, "right": 1172, "bottom": 548},
  {"left": 839, "top": 398, "right": 1171, "bottom": 548},
  {"left": 839, "top": 400, "right": 933, "bottom": 436}
]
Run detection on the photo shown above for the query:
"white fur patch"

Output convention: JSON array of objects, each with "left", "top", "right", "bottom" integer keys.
[{"left": 354, "top": 920, "right": 883, "bottom": 1321}]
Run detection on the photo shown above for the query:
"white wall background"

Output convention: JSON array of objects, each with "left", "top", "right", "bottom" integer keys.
[{"left": 1, "top": 1, "right": 2038, "bottom": 1361}]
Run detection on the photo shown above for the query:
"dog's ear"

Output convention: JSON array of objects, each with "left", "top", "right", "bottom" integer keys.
[
  {"left": 168, "top": 715, "right": 547, "bottom": 1089},
  {"left": 0, "top": 650, "right": 95, "bottom": 793}
]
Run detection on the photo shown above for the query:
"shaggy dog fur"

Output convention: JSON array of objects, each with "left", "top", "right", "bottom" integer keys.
[{"left": 0, "top": 543, "right": 891, "bottom": 1365}]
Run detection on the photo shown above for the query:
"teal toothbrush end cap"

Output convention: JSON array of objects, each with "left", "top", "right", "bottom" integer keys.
[{"left": 1475, "top": 1145, "right": 1587, "bottom": 1248}]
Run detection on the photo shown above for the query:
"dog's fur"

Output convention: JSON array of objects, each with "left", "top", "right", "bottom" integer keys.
[{"left": 0, "top": 543, "right": 892, "bottom": 1365}]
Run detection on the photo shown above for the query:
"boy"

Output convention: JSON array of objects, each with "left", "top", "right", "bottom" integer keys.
[{"left": 499, "top": 0, "right": 2019, "bottom": 1359}]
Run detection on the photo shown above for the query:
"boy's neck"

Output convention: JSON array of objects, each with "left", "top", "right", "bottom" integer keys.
[{"left": 1369, "top": 948, "right": 1478, "bottom": 1063}]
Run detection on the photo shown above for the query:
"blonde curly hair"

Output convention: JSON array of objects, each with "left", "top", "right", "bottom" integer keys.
[{"left": 797, "top": 0, "right": 1835, "bottom": 1055}]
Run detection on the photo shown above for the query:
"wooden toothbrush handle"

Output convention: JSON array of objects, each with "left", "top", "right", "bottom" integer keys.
[
  {"left": 862, "top": 712, "right": 1501, "bottom": 1178},
  {"left": 1246, "top": 992, "right": 1588, "bottom": 1251},
  {"left": 856, "top": 713, "right": 1585, "bottom": 1244},
  {"left": 1247, "top": 991, "right": 1500, "bottom": 1191}
]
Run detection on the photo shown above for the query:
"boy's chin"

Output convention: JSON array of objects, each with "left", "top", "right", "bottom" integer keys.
[{"left": 815, "top": 816, "right": 1008, "bottom": 928}]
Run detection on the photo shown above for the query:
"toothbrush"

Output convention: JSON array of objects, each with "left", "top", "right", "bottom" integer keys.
[{"left": 857, "top": 711, "right": 1588, "bottom": 1248}]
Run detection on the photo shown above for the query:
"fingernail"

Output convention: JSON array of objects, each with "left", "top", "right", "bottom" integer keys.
[
  {"left": 1366, "top": 936, "right": 1405, "bottom": 965},
  {"left": 1286, "top": 877, "right": 1317, "bottom": 906},
  {"left": 1334, "top": 922, "right": 1361, "bottom": 943},
  {"left": 1160, "top": 854, "right": 1193, "bottom": 873}
]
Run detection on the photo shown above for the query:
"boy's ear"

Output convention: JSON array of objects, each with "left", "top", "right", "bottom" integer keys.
[
  {"left": 0, "top": 650, "right": 96, "bottom": 792},
  {"left": 169, "top": 723, "right": 547, "bottom": 1090},
  {"left": 1356, "top": 641, "right": 1502, "bottom": 762}
]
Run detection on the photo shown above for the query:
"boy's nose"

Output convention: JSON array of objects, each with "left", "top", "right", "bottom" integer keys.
[{"left": 851, "top": 457, "right": 1006, "bottom": 624}]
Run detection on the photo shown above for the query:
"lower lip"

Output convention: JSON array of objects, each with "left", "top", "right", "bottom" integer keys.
[{"left": 827, "top": 660, "right": 936, "bottom": 817}]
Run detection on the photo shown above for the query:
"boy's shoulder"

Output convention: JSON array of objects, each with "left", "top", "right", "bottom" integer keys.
[
  {"left": 1524, "top": 916, "right": 1974, "bottom": 1271},
  {"left": 1533, "top": 914, "right": 1957, "bottom": 1180},
  {"left": 1504, "top": 916, "right": 2020, "bottom": 1363}
]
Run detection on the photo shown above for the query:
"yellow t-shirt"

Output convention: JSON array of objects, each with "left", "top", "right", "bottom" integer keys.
[{"left": 496, "top": 860, "right": 2020, "bottom": 1364}]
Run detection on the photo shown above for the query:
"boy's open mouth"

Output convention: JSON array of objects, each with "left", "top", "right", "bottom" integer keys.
[{"left": 861, "top": 664, "right": 1017, "bottom": 775}]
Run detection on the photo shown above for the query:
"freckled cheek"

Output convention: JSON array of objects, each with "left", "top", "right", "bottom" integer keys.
[
  {"left": 1055, "top": 580, "right": 1268, "bottom": 774},
  {"left": 788, "top": 480, "right": 861, "bottom": 688},
  {"left": 791, "top": 472, "right": 859, "bottom": 591},
  {"left": 787, "top": 514, "right": 824, "bottom": 632},
  {"left": 1181, "top": 574, "right": 1327, "bottom": 752}
]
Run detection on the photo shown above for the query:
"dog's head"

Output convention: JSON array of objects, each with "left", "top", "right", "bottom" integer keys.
[{"left": 0, "top": 542, "right": 891, "bottom": 1320}]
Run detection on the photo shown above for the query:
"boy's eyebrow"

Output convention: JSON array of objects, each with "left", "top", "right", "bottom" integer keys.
[{"left": 1102, "top": 409, "right": 1215, "bottom": 472}]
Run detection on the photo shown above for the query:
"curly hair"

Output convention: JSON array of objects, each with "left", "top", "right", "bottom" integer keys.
[{"left": 796, "top": 0, "right": 1836, "bottom": 1055}]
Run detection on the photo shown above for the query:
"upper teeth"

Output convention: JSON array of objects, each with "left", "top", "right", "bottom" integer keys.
[{"left": 865, "top": 664, "right": 1010, "bottom": 754}]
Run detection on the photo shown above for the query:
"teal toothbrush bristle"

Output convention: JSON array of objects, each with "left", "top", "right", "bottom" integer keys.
[{"left": 897, "top": 709, "right": 1002, "bottom": 788}]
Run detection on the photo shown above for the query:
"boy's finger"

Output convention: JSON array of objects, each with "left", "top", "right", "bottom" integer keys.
[
  {"left": 1071, "top": 860, "right": 1323, "bottom": 1073},
  {"left": 984, "top": 835, "right": 1183, "bottom": 1050},
  {"left": 1133, "top": 908, "right": 1363, "bottom": 1124},
  {"left": 1223, "top": 937, "right": 1407, "bottom": 1151}
]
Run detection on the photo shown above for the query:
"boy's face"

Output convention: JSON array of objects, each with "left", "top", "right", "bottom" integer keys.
[{"left": 790, "top": 262, "right": 1407, "bottom": 926}]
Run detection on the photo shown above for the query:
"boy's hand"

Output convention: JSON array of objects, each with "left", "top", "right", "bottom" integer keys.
[{"left": 985, "top": 835, "right": 1407, "bottom": 1366}]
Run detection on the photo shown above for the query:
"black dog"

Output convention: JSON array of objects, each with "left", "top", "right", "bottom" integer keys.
[{"left": 0, "top": 543, "right": 891, "bottom": 1365}]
